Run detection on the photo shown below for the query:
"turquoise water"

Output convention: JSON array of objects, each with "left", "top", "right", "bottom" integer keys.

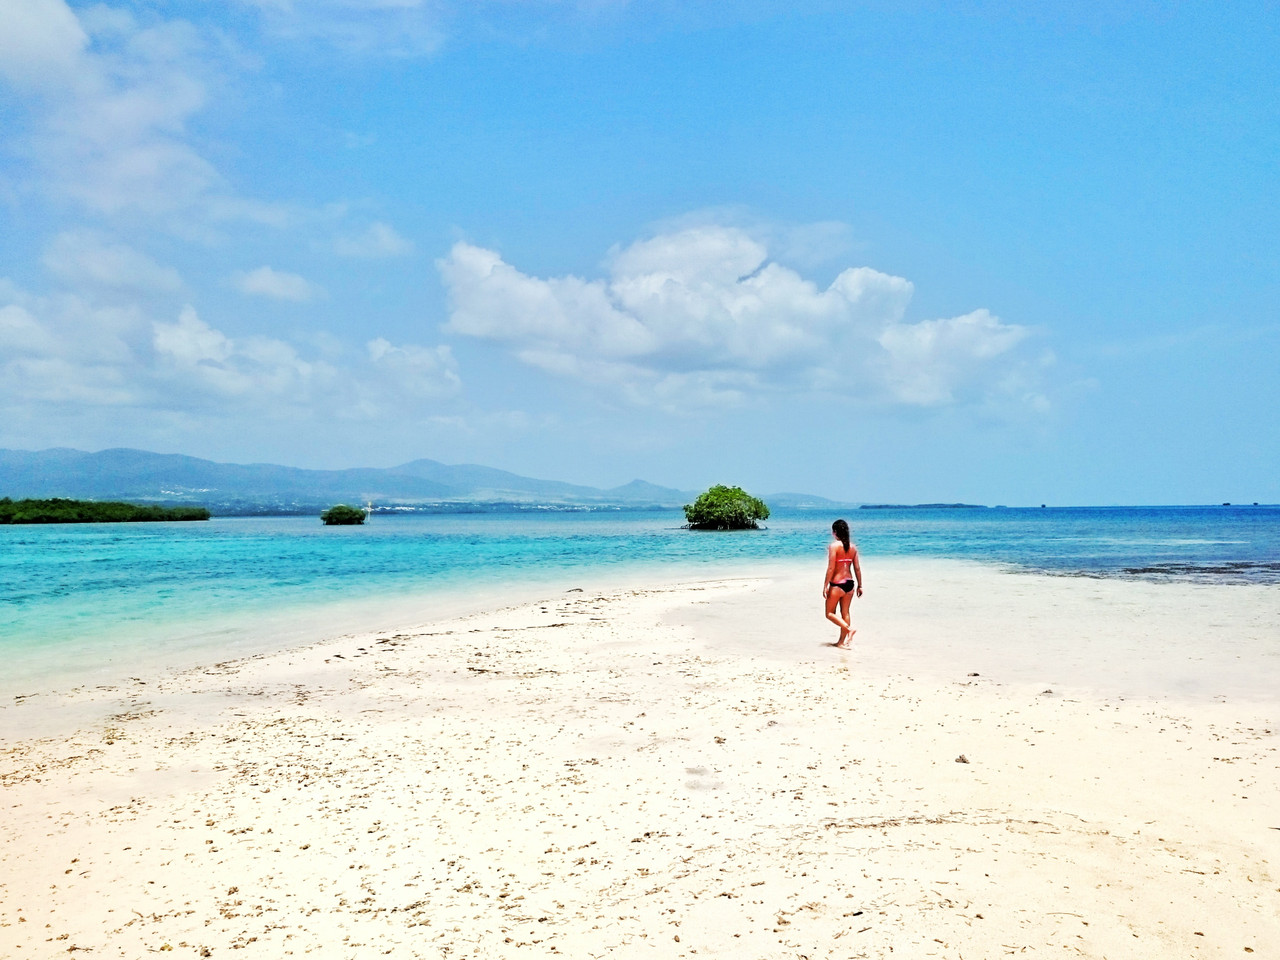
[{"left": 2, "top": 506, "right": 1278, "bottom": 692}]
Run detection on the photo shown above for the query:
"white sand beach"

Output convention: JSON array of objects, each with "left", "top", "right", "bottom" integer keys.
[{"left": 2, "top": 558, "right": 1278, "bottom": 958}]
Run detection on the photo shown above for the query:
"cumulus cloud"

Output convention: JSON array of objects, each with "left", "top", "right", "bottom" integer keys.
[
  {"left": 334, "top": 222, "right": 415, "bottom": 258},
  {"left": 0, "top": 283, "right": 147, "bottom": 407},
  {"left": 148, "top": 307, "right": 461, "bottom": 410},
  {"left": 0, "top": 0, "right": 87, "bottom": 89},
  {"left": 0, "top": 279, "right": 461, "bottom": 428},
  {"left": 0, "top": 304, "right": 60, "bottom": 356},
  {"left": 232, "top": 266, "right": 322, "bottom": 302},
  {"left": 0, "top": 0, "right": 286, "bottom": 225},
  {"left": 366, "top": 338, "right": 461, "bottom": 397},
  {"left": 152, "top": 306, "right": 324, "bottom": 400},
  {"left": 878, "top": 308, "right": 1030, "bottom": 406},
  {"left": 153, "top": 306, "right": 233, "bottom": 367},
  {"left": 43, "top": 230, "right": 183, "bottom": 293},
  {"left": 439, "top": 225, "right": 1042, "bottom": 411}
]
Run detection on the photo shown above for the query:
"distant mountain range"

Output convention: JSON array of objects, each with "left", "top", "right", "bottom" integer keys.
[{"left": 0, "top": 448, "right": 845, "bottom": 515}]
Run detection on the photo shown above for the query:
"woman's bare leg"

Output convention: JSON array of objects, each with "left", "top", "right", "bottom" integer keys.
[
  {"left": 825, "top": 589, "right": 849, "bottom": 644},
  {"left": 835, "top": 590, "right": 855, "bottom": 647}
]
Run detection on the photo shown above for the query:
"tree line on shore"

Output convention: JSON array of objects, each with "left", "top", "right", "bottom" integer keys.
[
  {"left": 0, "top": 497, "right": 211, "bottom": 524},
  {"left": 0, "top": 486, "right": 769, "bottom": 527}
]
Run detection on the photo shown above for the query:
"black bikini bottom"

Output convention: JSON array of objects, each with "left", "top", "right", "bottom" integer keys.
[{"left": 830, "top": 579, "right": 856, "bottom": 593}]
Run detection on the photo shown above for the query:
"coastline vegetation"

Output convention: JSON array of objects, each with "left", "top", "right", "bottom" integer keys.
[
  {"left": 683, "top": 485, "right": 770, "bottom": 530},
  {"left": 320, "top": 504, "right": 367, "bottom": 525},
  {"left": 0, "top": 497, "right": 211, "bottom": 524}
]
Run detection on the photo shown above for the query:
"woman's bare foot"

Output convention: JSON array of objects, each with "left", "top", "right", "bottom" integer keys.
[
  {"left": 825, "top": 610, "right": 850, "bottom": 647},
  {"left": 835, "top": 629, "right": 857, "bottom": 649}
]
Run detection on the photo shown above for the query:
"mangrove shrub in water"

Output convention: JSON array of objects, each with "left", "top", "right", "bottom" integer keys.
[
  {"left": 682, "top": 485, "right": 770, "bottom": 531},
  {"left": 321, "top": 504, "right": 367, "bottom": 525}
]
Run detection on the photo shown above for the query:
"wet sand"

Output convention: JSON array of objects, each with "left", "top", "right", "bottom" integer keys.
[{"left": 1, "top": 558, "right": 1277, "bottom": 957}]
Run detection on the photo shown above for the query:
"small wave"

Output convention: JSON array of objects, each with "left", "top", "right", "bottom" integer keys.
[
  {"left": 1037, "top": 561, "right": 1280, "bottom": 585},
  {"left": 1119, "top": 561, "right": 1280, "bottom": 583}
]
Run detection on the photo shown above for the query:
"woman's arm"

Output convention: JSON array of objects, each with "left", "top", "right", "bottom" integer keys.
[{"left": 852, "top": 546, "right": 863, "bottom": 597}]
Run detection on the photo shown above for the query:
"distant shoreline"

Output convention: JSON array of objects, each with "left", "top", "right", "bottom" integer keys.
[
  {"left": 0, "top": 497, "right": 210, "bottom": 524},
  {"left": 860, "top": 502, "right": 987, "bottom": 509}
]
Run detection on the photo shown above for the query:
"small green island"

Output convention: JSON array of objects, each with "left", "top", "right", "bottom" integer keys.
[
  {"left": 683, "top": 484, "right": 770, "bottom": 531},
  {"left": 0, "top": 497, "right": 211, "bottom": 524},
  {"left": 320, "top": 504, "right": 367, "bottom": 525}
]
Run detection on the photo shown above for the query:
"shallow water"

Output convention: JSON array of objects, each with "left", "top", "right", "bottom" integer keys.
[{"left": 2, "top": 505, "right": 1277, "bottom": 695}]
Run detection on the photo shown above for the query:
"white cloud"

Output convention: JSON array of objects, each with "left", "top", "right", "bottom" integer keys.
[
  {"left": 43, "top": 230, "right": 183, "bottom": 293},
  {"left": 151, "top": 306, "right": 334, "bottom": 401},
  {"left": 232, "top": 0, "right": 445, "bottom": 57},
  {"left": 630, "top": 207, "right": 860, "bottom": 271},
  {"left": 0, "top": 281, "right": 461, "bottom": 426},
  {"left": 3, "top": 355, "right": 138, "bottom": 405},
  {"left": 334, "top": 221, "right": 415, "bottom": 258},
  {"left": 0, "top": 284, "right": 147, "bottom": 407},
  {"left": 366, "top": 337, "right": 461, "bottom": 396},
  {"left": 0, "top": 0, "right": 87, "bottom": 91},
  {"left": 440, "top": 224, "right": 1041, "bottom": 412},
  {"left": 153, "top": 305, "right": 234, "bottom": 367},
  {"left": 232, "top": 266, "right": 322, "bottom": 302},
  {"left": 878, "top": 309, "right": 1030, "bottom": 406},
  {"left": 0, "top": 0, "right": 289, "bottom": 226},
  {"left": 0, "top": 304, "right": 60, "bottom": 356},
  {"left": 0, "top": 284, "right": 143, "bottom": 366},
  {"left": 443, "top": 243, "right": 651, "bottom": 358}
]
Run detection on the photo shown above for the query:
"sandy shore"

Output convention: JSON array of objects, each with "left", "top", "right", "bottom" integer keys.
[{"left": 1, "top": 558, "right": 1277, "bottom": 958}]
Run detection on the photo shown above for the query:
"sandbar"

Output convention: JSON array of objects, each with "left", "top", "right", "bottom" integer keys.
[{"left": 1, "top": 557, "right": 1277, "bottom": 957}]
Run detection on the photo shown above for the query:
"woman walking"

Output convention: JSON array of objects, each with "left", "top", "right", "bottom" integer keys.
[{"left": 823, "top": 519, "right": 862, "bottom": 648}]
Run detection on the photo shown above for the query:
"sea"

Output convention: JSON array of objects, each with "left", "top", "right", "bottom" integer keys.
[{"left": 2, "top": 505, "right": 1278, "bottom": 696}]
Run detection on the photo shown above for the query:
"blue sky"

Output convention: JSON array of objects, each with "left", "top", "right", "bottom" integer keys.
[{"left": 1, "top": 0, "right": 1277, "bottom": 504}]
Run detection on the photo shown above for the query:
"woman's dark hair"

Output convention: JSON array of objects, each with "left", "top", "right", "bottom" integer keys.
[{"left": 832, "top": 518, "right": 850, "bottom": 552}]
